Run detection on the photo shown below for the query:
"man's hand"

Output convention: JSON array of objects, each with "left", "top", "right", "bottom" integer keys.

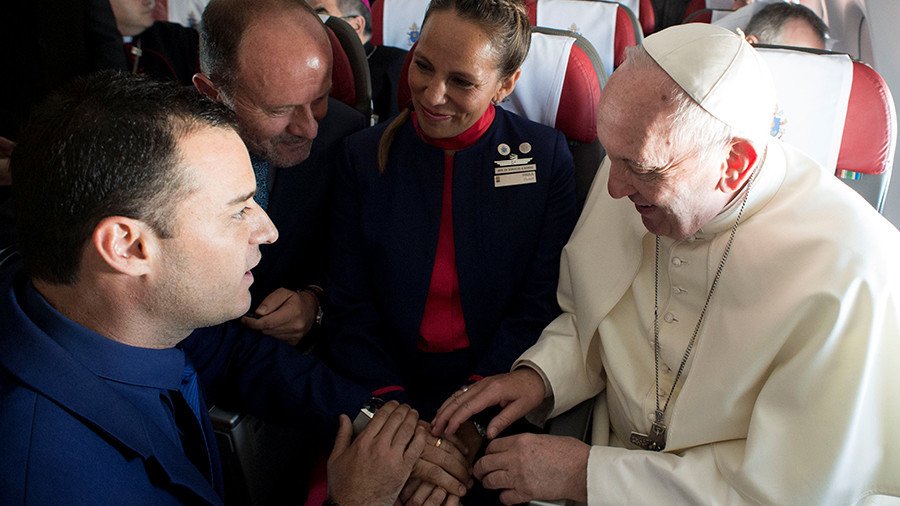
[
  {"left": 401, "top": 421, "right": 471, "bottom": 504},
  {"left": 474, "top": 434, "right": 589, "bottom": 505},
  {"left": 327, "top": 401, "right": 427, "bottom": 506},
  {"left": 241, "top": 287, "right": 317, "bottom": 344},
  {"left": 431, "top": 368, "right": 547, "bottom": 439},
  {"left": 0, "top": 136, "right": 15, "bottom": 186}
]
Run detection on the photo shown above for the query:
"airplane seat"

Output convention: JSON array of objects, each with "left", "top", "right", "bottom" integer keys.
[
  {"left": 524, "top": 0, "right": 641, "bottom": 78},
  {"left": 369, "top": 0, "right": 429, "bottom": 51},
  {"left": 322, "top": 15, "right": 374, "bottom": 123},
  {"left": 756, "top": 45, "right": 896, "bottom": 212},
  {"left": 397, "top": 26, "right": 605, "bottom": 209},
  {"left": 683, "top": 8, "right": 714, "bottom": 23},
  {"left": 683, "top": 0, "right": 735, "bottom": 23},
  {"left": 208, "top": 406, "right": 311, "bottom": 504},
  {"left": 323, "top": 24, "right": 362, "bottom": 119}
]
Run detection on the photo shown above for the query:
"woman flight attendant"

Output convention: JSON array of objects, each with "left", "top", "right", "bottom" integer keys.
[{"left": 325, "top": 0, "right": 577, "bottom": 441}]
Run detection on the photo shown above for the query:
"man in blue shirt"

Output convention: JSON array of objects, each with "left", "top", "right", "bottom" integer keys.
[{"left": 0, "top": 72, "right": 426, "bottom": 505}]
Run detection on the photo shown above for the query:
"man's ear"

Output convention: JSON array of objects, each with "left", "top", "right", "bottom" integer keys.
[
  {"left": 193, "top": 73, "right": 222, "bottom": 102},
  {"left": 346, "top": 14, "right": 367, "bottom": 43},
  {"left": 92, "top": 217, "right": 157, "bottom": 276},
  {"left": 717, "top": 139, "right": 758, "bottom": 192},
  {"left": 494, "top": 68, "right": 522, "bottom": 103}
]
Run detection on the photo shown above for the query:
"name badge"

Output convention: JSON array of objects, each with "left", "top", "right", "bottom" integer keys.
[{"left": 494, "top": 171, "right": 537, "bottom": 187}]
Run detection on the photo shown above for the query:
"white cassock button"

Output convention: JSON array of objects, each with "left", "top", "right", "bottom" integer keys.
[
  {"left": 648, "top": 412, "right": 656, "bottom": 421},
  {"left": 664, "top": 312, "right": 676, "bottom": 323},
  {"left": 672, "top": 257, "right": 684, "bottom": 266}
]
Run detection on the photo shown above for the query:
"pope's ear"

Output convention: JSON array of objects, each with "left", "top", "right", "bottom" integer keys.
[
  {"left": 92, "top": 217, "right": 156, "bottom": 276},
  {"left": 718, "top": 139, "right": 758, "bottom": 192}
]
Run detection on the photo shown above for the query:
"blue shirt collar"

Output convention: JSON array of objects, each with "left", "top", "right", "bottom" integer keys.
[{"left": 21, "top": 281, "right": 185, "bottom": 391}]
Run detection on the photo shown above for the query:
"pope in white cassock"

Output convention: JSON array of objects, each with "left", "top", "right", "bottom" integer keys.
[{"left": 431, "top": 22, "right": 900, "bottom": 505}]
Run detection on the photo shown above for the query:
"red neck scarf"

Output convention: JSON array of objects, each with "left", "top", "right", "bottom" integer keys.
[{"left": 411, "top": 103, "right": 496, "bottom": 151}]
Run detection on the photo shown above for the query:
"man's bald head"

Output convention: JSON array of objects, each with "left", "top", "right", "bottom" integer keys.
[{"left": 199, "top": 0, "right": 330, "bottom": 95}]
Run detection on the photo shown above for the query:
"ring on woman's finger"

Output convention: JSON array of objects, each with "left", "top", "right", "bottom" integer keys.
[
  {"left": 434, "top": 437, "right": 443, "bottom": 448},
  {"left": 461, "top": 385, "right": 469, "bottom": 393}
]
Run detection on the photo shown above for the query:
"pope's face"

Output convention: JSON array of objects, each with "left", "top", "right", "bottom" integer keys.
[{"left": 598, "top": 61, "right": 732, "bottom": 240}]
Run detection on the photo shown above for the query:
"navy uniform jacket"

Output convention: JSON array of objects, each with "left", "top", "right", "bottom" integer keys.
[
  {"left": 0, "top": 268, "right": 369, "bottom": 504},
  {"left": 325, "top": 106, "right": 578, "bottom": 416},
  {"left": 249, "top": 98, "right": 367, "bottom": 305}
]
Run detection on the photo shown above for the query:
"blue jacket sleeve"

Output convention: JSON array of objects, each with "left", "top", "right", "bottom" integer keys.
[
  {"left": 473, "top": 130, "right": 577, "bottom": 378},
  {"left": 322, "top": 139, "right": 409, "bottom": 404},
  {"left": 180, "top": 322, "right": 370, "bottom": 432}
]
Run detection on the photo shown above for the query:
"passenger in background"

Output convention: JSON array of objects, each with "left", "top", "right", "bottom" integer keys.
[
  {"left": 0, "top": 72, "right": 421, "bottom": 505},
  {"left": 109, "top": 0, "right": 200, "bottom": 86},
  {"left": 193, "top": 0, "right": 367, "bottom": 346},
  {"left": 306, "top": 0, "right": 408, "bottom": 122},
  {"left": 744, "top": 2, "right": 828, "bottom": 49},
  {"left": 152, "top": 0, "right": 210, "bottom": 28},
  {"left": 432, "top": 23, "right": 900, "bottom": 504},
  {"left": 326, "top": 0, "right": 577, "bottom": 499}
]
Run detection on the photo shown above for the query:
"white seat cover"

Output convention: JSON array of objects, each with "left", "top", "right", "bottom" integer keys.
[
  {"left": 758, "top": 48, "right": 853, "bottom": 172},
  {"left": 503, "top": 32, "right": 574, "bottom": 128},
  {"left": 537, "top": 0, "right": 617, "bottom": 77},
  {"left": 381, "top": 0, "right": 430, "bottom": 49}
]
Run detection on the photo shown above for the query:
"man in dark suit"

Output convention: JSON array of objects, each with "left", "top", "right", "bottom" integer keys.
[
  {"left": 307, "top": 0, "right": 408, "bottom": 122},
  {"left": 194, "top": 0, "right": 367, "bottom": 346},
  {"left": 109, "top": 0, "right": 201, "bottom": 85}
]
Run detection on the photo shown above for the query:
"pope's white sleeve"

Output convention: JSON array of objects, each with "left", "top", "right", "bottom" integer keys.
[{"left": 515, "top": 245, "right": 606, "bottom": 419}]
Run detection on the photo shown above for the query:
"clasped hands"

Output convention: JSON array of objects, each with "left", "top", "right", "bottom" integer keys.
[
  {"left": 326, "top": 401, "right": 477, "bottom": 506},
  {"left": 328, "top": 368, "right": 589, "bottom": 505}
]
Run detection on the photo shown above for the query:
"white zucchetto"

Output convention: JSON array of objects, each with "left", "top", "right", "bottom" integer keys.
[{"left": 644, "top": 23, "right": 776, "bottom": 141}]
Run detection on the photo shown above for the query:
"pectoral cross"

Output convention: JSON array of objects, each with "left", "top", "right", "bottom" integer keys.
[{"left": 630, "top": 410, "right": 667, "bottom": 452}]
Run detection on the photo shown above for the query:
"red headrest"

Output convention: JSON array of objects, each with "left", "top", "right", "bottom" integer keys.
[
  {"left": 683, "top": 9, "right": 715, "bottom": 23},
  {"left": 370, "top": 0, "right": 384, "bottom": 45},
  {"left": 557, "top": 42, "right": 601, "bottom": 142},
  {"left": 397, "top": 38, "right": 600, "bottom": 144},
  {"left": 639, "top": 0, "right": 656, "bottom": 35},
  {"left": 614, "top": 6, "right": 638, "bottom": 68},
  {"left": 682, "top": 0, "right": 709, "bottom": 22},
  {"left": 837, "top": 62, "right": 896, "bottom": 175},
  {"left": 326, "top": 26, "right": 357, "bottom": 109}
]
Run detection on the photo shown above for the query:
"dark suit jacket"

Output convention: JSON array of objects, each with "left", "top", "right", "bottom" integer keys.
[
  {"left": 249, "top": 98, "right": 367, "bottom": 306},
  {"left": 325, "top": 106, "right": 578, "bottom": 416},
  {"left": 0, "top": 267, "right": 369, "bottom": 504},
  {"left": 130, "top": 21, "right": 200, "bottom": 86}
]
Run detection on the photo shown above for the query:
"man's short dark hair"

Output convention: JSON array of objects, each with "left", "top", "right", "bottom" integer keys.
[
  {"left": 199, "top": 0, "right": 324, "bottom": 94},
  {"left": 745, "top": 2, "right": 828, "bottom": 46},
  {"left": 10, "top": 71, "right": 237, "bottom": 285}
]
